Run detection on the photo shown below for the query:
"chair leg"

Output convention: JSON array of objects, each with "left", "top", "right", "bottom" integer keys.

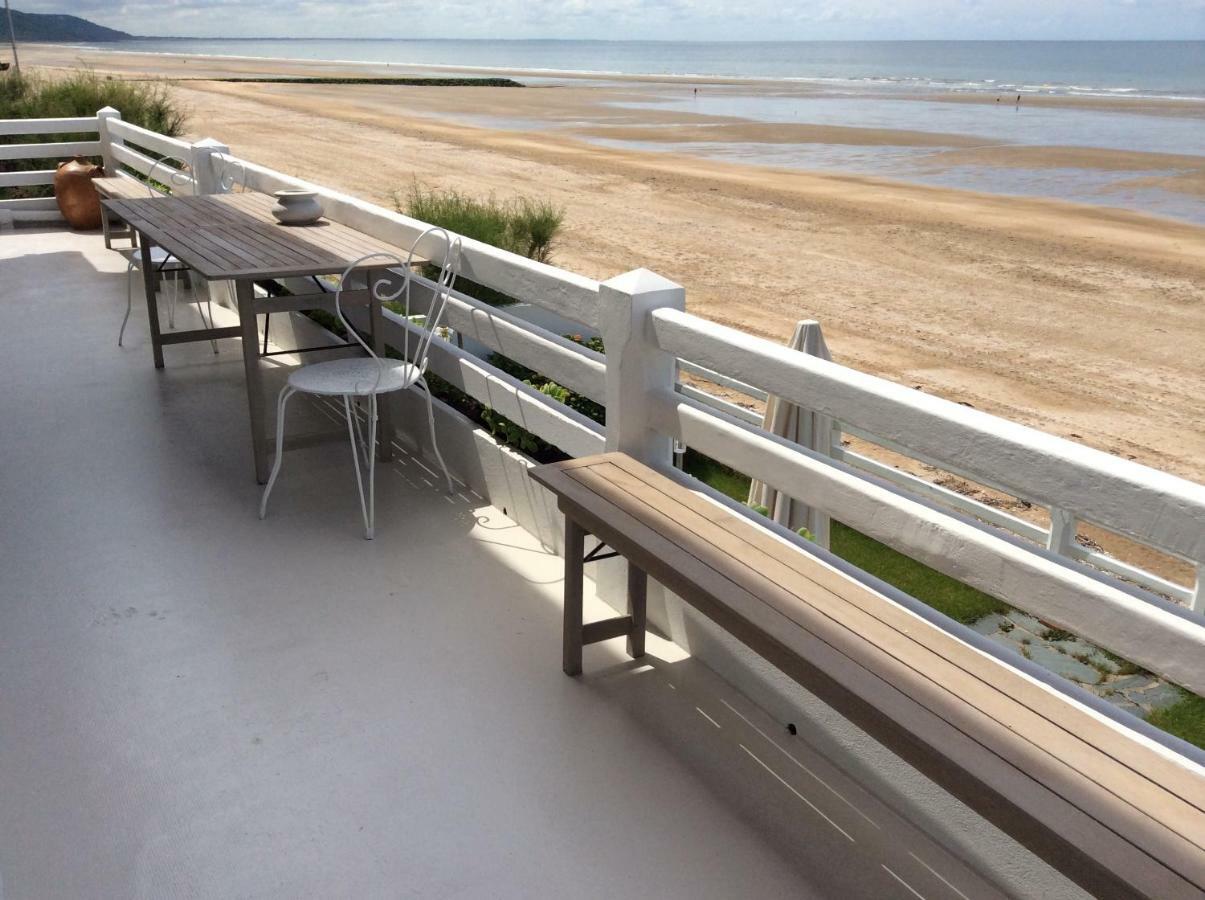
[
  {"left": 259, "top": 385, "right": 296, "bottom": 520},
  {"left": 118, "top": 260, "right": 136, "bottom": 347},
  {"left": 344, "top": 394, "right": 374, "bottom": 540},
  {"left": 417, "top": 378, "right": 454, "bottom": 494},
  {"left": 167, "top": 271, "right": 177, "bottom": 329},
  {"left": 189, "top": 275, "right": 218, "bottom": 354},
  {"left": 367, "top": 393, "right": 378, "bottom": 539}
]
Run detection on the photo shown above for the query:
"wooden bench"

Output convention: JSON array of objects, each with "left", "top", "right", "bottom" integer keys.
[
  {"left": 529, "top": 452, "right": 1205, "bottom": 900},
  {"left": 94, "top": 175, "right": 157, "bottom": 249}
]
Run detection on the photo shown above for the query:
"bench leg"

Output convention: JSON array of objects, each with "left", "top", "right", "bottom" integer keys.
[
  {"left": 563, "top": 517, "right": 585, "bottom": 676},
  {"left": 627, "top": 563, "right": 647, "bottom": 659}
]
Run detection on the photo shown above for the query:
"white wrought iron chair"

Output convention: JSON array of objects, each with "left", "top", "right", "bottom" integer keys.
[
  {"left": 117, "top": 155, "right": 218, "bottom": 351},
  {"left": 259, "top": 228, "right": 463, "bottom": 539}
]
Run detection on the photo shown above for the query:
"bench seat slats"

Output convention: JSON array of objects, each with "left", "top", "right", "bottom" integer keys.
[
  {"left": 530, "top": 452, "right": 1205, "bottom": 899},
  {"left": 570, "top": 463, "right": 1205, "bottom": 873},
  {"left": 597, "top": 456, "right": 1205, "bottom": 822},
  {"left": 93, "top": 175, "right": 162, "bottom": 201},
  {"left": 607, "top": 451, "right": 1203, "bottom": 809},
  {"left": 571, "top": 462, "right": 1205, "bottom": 871}
]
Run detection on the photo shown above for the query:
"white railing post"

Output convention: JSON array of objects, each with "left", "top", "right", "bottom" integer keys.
[
  {"left": 1192, "top": 565, "right": 1203, "bottom": 616},
  {"left": 190, "top": 137, "right": 230, "bottom": 197},
  {"left": 96, "top": 107, "right": 122, "bottom": 175},
  {"left": 596, "top": 268, "right": 684, "bottom": 623},
  {"left": 599, "top": 268, "right": 685, "bottom": 468},
  {"left": 1047, "top": 506, "right": 1077, "bottom": 556}
]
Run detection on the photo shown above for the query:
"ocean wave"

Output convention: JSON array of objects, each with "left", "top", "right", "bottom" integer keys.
[{"left": 67, "top": 42, "right": 1205, "bottom": 103}]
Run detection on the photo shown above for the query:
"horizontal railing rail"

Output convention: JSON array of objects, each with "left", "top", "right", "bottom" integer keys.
[
  {"left": 661, "top": 310, "right": 1204, "bottom": 611},
  {"left": 109, "top": 144, "right": 195, "bottom": 191},
  {"left": 0, "top": 114, "right": 102, "bottom": 225},
  {"left": 653, "top": 383, "right": 1205, "bottom": 693},
  {"left": 0, "top": 115, "right": 101, "bottom": 137},
  {"left": 342, "top": 298, "right": 605, "bottom": 460},
  {"left": 0, "top": 138, "right": 102, "bottom": 162},
  {"left": 647, "top": 308, "right": 1205, "bottom": 691},
  {"left": 402, "top": 276, "right": 606, "bottom": 404},
  {"left": 105, "top": 118, "right": 193, "bottom": 162}
]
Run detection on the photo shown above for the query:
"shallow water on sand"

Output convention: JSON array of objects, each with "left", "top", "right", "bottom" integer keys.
[
  {"left": 615, "top": 92, "right": 1205, "bottom": 157},
  {"left": 450, "top": 87, "right": 1204, "bottom": 224},
  {"left": 582, "top": 135, "right": 1203, "bottom": 223}
]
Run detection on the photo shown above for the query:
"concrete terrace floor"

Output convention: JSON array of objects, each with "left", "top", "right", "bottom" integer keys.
[{"left": 0, "top": 227, "right": 1001, "bottom": 899}]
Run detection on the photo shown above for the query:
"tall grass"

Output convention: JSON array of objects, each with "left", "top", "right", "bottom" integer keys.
[
  {"left": 1, "top": 69, "right": 187, "bottom": 198},
  {"left": 0, "top": 69, "right": 186, "bottom": 133},
  {"left": 401, "top": 183, "right": 563, "bottom": 264}
]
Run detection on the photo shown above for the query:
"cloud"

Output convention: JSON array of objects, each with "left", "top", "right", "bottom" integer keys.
[{"left": 13, "top": 0, "right": 1205, "bottom": 39}]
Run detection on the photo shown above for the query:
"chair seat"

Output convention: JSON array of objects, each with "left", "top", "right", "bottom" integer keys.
[
  {"left": 119, "top": 246, "right": 188, "bottom": 271},
  {"left": 287, "top": 358, "right": 421, "bottom": 397}
]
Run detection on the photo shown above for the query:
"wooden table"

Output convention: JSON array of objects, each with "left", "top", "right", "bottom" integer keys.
[{"left": 102, "top": 191, "right": 425, "bottom": 483}]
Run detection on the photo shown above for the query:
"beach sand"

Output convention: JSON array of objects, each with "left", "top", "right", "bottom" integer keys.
[{"left": 20, "top": 46, "right": 1205, "bottom": 575}]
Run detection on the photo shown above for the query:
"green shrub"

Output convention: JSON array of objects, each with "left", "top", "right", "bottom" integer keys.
[
  {"left": 1, "top": 69, "right": 187, "bottom": 199},
  {"left": 402, "top": 183, "right": 563, "bottom": 263},
  {"left": 0, "top": 69, "right": 186, "bottom": 134},
  {"left": 397, "top": 184, "right": 565, "bottom": 306}
]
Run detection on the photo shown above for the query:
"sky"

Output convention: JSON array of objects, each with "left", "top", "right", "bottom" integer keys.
[{"left": 17, "top": 0, "right": 1205, "bottom": 41}]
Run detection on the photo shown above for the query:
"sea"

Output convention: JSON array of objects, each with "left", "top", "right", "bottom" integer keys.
[
  {"left": 74, "top": 39, "right": 1205, "bottom": 222},
  {"left": 73, "top": 39, "right": 1205, "bottom": 98}
]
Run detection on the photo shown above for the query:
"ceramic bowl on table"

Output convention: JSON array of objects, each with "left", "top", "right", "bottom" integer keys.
[{"left": 270, "top": 190, "right": 324, "bottom": 225}]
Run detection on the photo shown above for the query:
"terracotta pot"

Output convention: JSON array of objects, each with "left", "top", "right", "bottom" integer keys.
[{"left": 54, "top": 157, "right": 105, "bottom": 230}]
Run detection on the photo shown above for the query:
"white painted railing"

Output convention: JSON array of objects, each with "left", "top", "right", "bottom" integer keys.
[
  {"left": 0, "top": 114, "right": 102, "bottom": 225},
  {"left": 211, "top": 152, "right": 603, "bottom": 329},
  {"left": 0, "top": 108, "right": 196, "bottom": 226},
  {"left": 7, "top": 108, "right": 1203, "bottom": 694},
  {"left": 645, "top": 308, "right": 1205, "bottom": 692},
  {"left": 679, "top": 355, "right": 1202, "bottom": 609},
  {"left": 100, "top": 110, "right": 196, "bottom": 194},
  {"left": 174, "top": 145, "right": 607, "bottom": 464}
]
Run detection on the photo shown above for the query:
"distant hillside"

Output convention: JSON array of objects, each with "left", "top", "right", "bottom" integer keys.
[{"left": 1, "top": 10, "right": 133, "bottom": 43}]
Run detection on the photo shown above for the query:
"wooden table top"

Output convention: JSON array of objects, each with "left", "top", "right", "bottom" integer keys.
[{"left": 102, "top": 192, "right": 424, "bottom": 281}]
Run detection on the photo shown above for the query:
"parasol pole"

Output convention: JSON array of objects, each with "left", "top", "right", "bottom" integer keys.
[{"left": 4, "top": 0, "right": 19, "bottom": 74}]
